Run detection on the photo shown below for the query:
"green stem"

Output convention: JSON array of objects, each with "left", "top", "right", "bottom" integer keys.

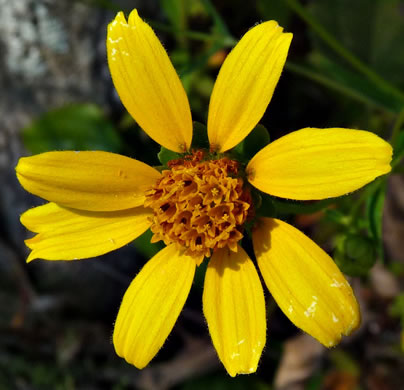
[
  {"left": 201, "top": 0, "right": 231, "bottom": 36},
  {"left": 286, "top": 62, "right": 395, "bottom": 115},
  {"left": 392, "top": 150, "right": 404, "bottom": 169},
  {"left": 284, "top": 0, "right": 404, "bottom": 103},
  {"left": 150, "top": 21, "right": 229, "bottom": 43},
  {"left": 349, "top": 107, "right": 404, "bottom": 216},
  {"left": 178, "top": 0, "right": 189, "bottom": 48},
  {"left": 390, "top": 106, "right": 404, "bottom": 147},
  {"left": 350, "top": 178, "right": 383, "bottom": 221}
]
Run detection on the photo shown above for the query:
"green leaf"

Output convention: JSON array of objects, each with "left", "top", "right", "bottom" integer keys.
[
  {"left": 345, "top": 235, "right": 372, "bottom": 260},
  {"left": 157, "top": 147, "right": 182, "bottom": 166},
  {"left": 194, "top": 259, "right": 208, "bottom": 289},
  {"left": 22, "top": 104, "right": 122, "bottom": 154},
  {"left": 308, "top": 53, "right": 404, "bottom": 114},
  {"left": 255, "top": 193, "right": 276, "bottom": 218},
  {"left": 243, "top": 124, "right": 270, "bottom": 159},
  {"left": 324, "top": 209, "right": 349, "bottom": 225},
  {"left": 191, "top": 121, "right": 210, "bottom": 149},
  {"left": 334, "top": 234, "right": 376, "bottom": 277},
  {"left": 132, "top": 230, "right": 163, "bottom": 259},
  {"left": 309, "top": 0, "right": 404, "bottom": 88},
  {"left": 233, "top": 124, "right": 270, "bottom": 162},
  {"left": 366, "top": 186, "right": 386, "bottom": 242}
]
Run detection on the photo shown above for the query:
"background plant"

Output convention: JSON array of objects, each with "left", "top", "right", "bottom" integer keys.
[{"left": 1, "top": 0, "right": 403, "bottom": 388}]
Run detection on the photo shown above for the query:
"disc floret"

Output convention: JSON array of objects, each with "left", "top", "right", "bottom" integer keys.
[{"left": 144, "top": 151, "right": 253, "bottom": 263}]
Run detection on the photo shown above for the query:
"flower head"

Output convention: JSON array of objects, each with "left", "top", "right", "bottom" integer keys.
[
  {"left": 144, "top": 151, "right": 252, "bottom": 262},
  {"left": 16, "top": 9, "right": 392, "bottom": 376}
]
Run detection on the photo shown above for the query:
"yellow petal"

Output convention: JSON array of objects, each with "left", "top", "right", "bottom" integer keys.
[
  {"left": 22, "top": 202, "right": 152, "bottom": 261},
  {"left": 107, "top": 10, "right": 192, "bottom": 153},
  {"left": 113, "top": 244, "right": 195, "bottom": 368},
  {"left": 207, "top": 21, "right": 292, "bottom": 152},
  {"left": 16, "top": 151, "right": 161, "bottom": 211},
  {"left": 253, "top": 218, "right": 360, "bottom": 347},
  {"left": 247, "top": 128, "right": 392, "bottom": 200},
  {"left": 203, "top": 246, "right": 266, "bottom": 376}
]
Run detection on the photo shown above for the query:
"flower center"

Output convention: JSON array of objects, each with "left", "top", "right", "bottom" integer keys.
[{"left": 144, "top": 150, "right": 253, "bottom": 263}]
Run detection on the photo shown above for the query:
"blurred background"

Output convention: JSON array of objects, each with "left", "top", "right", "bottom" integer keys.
[{"left": 1, "top": 0, "right": 404, "bottom": 389}]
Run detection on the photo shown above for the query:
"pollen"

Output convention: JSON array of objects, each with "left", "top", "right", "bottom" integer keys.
[{"left": 144, "top": 151, "right": 253, "bottom": 263}]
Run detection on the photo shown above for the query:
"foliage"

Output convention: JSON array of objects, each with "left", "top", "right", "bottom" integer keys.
[{"left": 22, "top": 104, "right": 122, "bottom": 153}]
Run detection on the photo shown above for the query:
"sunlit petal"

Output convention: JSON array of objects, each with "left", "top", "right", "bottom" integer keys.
[
  {"left": 208, "top": 21, "right": 292, "bottom": 152},
  {"left": 22, "top": 202, "right": 152, "bottom": 261},
  {"left": 107, "top": 10, "right": 192, "bottom": 152},
  {"left": 16, "top": 151, "right": 161, "bottom": 211},
  {"left": 113, "top": 244, "right": 196, "bottom": 368},
  {"left": 203, "top": 246, "right": 266, "bottom": 376},
  {"left": 253, "top": 218, "right": 360, "bottom": 347},
  {"left": 247, "top": 128, "right": 392, "bottom": 200}
]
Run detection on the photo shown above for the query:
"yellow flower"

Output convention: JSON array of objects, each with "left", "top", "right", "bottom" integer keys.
[{"left": 16, "top": 9, "right": 392, "bottom": 377}]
